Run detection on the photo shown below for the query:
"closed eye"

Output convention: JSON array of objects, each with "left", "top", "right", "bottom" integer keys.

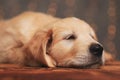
[{"left": 64, "top": 34, "right": 76, "bottom": 40}]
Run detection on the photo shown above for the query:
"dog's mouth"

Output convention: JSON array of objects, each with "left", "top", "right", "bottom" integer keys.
[
  {"left": 57, "top": 61, "right": 103, "bottom": 69},
  {"left": 71, "top": 58, "right": 103, "bottom": 68},
  {"left": 68, "top": 61, "right": 103, "bottom": 69},
  {"left": 79, "top": 61, "right": 103, "bottom": 69}
]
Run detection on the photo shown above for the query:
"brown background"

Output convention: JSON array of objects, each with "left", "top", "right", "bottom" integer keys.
[{"left": 0, "top": 0, "right": 119, "bottom": 60}]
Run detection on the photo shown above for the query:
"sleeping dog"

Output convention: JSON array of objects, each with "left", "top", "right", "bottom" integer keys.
[{"left": 0, "top": 12, "right": 113, "bottom": 68}]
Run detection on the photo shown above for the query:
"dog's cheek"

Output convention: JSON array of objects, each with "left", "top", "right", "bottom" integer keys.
[{"left": 50, "top": 41, "right": 74, "bottom": 62}]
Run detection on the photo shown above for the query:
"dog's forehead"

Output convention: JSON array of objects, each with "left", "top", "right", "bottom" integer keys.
[{"left": 52, "top": 17, "right": 92, "bottom": 33}]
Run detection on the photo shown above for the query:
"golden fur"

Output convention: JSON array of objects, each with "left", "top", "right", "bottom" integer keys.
[{"left": 0, "top": 12, "right": 113, "bottom": 68}]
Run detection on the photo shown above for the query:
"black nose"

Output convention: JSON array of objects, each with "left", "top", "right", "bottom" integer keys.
[{"left": 89, "top": 43, "right": 103, "bottom": 57}]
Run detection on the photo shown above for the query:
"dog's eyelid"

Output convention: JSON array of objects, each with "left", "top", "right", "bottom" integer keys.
[{"left": 64, "top": 34, "right": 76, "bottom": 40}]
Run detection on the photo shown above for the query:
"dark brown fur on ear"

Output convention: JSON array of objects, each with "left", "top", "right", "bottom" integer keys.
[{"left": 24, "top": 29, "right": 56, "bottom": 67}]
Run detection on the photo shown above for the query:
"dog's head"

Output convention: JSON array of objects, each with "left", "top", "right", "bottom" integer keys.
[{"left": 26, "top": 17, "right": 104, "bottom": 68}]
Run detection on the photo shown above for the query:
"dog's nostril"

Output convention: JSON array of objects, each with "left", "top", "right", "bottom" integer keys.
[{"left": 89, "top": 43, "right": 103, "bottom": 57}]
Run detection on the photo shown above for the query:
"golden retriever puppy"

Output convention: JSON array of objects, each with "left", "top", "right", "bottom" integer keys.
[{"left": 0, "top": 12, "right": 112, "bottom": 68}]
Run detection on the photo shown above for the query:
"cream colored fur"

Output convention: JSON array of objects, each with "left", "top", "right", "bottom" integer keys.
[{"left": 0, "top": 12, "right": 113, "bottom": 68}]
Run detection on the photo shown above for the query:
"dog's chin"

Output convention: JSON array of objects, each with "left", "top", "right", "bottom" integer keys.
[
  {"left": 57, "top": 61, "right": 103, "bottom": 69},
  {"left": 80, "top": 62, "right": 103, "bottom": 69},
  {"left": 65, "top": 61, "right": 103, "bottom": 69},
  {"left": 62, "top": 61, "right": 103, "bottom": 69}
]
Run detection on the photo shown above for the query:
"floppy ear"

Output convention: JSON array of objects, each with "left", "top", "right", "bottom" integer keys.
[{"left": 24, "top": 29, "right": 56, "bottom": 67}]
